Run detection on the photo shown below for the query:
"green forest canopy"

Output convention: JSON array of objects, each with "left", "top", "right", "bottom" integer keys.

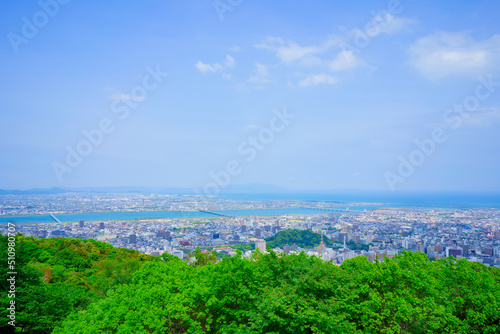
[
  {"left": 2, "top": 234, "right": 500, "bottom": 333},
  {"left": 265, "top": 229, "right": 335, "bottom": 248}
]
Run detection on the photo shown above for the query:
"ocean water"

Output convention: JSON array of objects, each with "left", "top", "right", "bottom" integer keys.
[{"left": 220, "top": 191, "right": 500, "bottom": 209}]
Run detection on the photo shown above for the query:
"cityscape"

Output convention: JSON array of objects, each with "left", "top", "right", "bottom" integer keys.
[
  {"left": 0, "top": 192, "right": 376, "bottom": 216},
  {"left": 2, "top": 193, "right": 499, "bottom": 268}
]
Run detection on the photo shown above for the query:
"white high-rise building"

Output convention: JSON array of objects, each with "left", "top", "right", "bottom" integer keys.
[
  {"left": 343, "top": 251, "right": 356, "bottom": 261},
  {"left": 172, "top": 250, "right": 184, "bottom": 259},
  {"left": 402, "top": 237, "right": 410, "bottom": 250},
  {"left": 255, "top": 239, "right": 266, "bottom": 252}
]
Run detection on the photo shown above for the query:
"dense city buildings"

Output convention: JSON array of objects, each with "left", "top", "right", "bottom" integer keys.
[{"left": 1, "top": 194, "right": 499, "bottom": 268}]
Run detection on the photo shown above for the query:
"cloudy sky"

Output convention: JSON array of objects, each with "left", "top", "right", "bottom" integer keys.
[{"left": 1, "top": 0, "right": 500, "bottom": 192}]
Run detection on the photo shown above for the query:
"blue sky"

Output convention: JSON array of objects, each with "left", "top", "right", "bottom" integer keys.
[{"left": 1, "top": 0, "right": 500, "bottom": 192}]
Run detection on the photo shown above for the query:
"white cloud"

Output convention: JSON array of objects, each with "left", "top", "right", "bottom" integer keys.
[
  {"left": 329, "top": 50, "right": 360, "bottom": 71},
  {"left": 409, "top": 31, "right": 500, "bottom": 80},
  {"left": 248, "top": 63, "right": 271, "bottom": 85},
  {"left": 298, "top": 74, "right": 338, "bottom": 87},
  {"left": 195, "top": 61, "right": 223, "bottom": 74},
  {"left": 342, "top": 13, "right": 416, "bottom": 39},
  {"left": 255, "top": 14, "right": 415, "bottom": 69},
  {"left": 225, "top": 55, "right": 235, "bottom": 68},
  {"left": 109, "top": 93, "right": 145, "bottom": 102},
  {"left": 193, "top": 14, "right": 413, "bottom": 89},
  {"left": 374, "top": 14, "right": 417, "bottom": 35},
  {"left": 255, "top": 36, "right": 359, "bottom": 86},
  {"left": 245, "top": 14, "right": 414, "bottom": 88},
  {"left": 255, "top": 37, "right": 333, "bottom": 66},
  {"left": 195, "top": 54, "right": 235, "bottom": 79}
]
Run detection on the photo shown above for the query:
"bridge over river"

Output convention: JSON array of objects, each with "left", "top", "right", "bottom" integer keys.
[{"left": 198, "top": 210, "right": 235, "bottom": 218}]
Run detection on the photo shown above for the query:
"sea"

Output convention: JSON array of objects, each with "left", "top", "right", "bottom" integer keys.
[{"left": 1, "top": 191, "right": 500, "bottom": 224}]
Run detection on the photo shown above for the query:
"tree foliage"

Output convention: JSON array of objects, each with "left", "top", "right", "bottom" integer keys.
[
  {"left": 3, "top": 235, "right": 500, "bottom": 333},
  {"left": 346, "top": 240, "right": 369, "bottom": 251},
  {"left": 265, "top": 229, "right": 334, "bottom": 249},
  {"left": 230, "top": 243, "right": 255, "bottom": 252},
  {"left": 0, "top": 234, "right": 156, "bottom": 333}
]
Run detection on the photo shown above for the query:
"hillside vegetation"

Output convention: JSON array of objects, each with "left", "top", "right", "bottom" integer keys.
[
  {"left": 2, "top": 234, "right": 500, "bottom": 333},
  {"left": 265, "top": 229, "right": 335, "bottom": 248},
  {"left": 0, "top": 234, "right": 155, "bottom": 333}
]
